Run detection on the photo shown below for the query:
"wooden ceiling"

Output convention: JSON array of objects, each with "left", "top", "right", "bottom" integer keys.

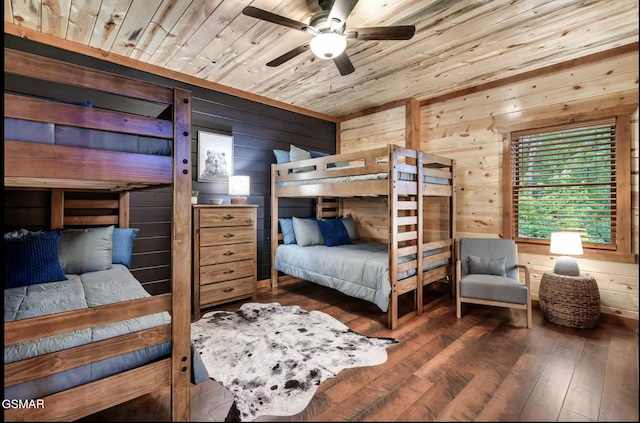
[{"left": 4, "top": 0, "right": 639, "bottom": 119}]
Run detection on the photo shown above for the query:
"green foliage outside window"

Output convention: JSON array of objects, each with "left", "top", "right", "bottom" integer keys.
[{"left": 513, "top": 121, "right": 615, "bottom": 247}]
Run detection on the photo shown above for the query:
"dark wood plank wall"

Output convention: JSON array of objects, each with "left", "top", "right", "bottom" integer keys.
[{"left": 3, "top": 34, "right": 336, "bottom": 292}]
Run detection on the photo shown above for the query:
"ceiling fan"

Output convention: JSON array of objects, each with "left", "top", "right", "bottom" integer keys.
[{"left": 242, "top": 0, "right": 416, "bottom": 76}]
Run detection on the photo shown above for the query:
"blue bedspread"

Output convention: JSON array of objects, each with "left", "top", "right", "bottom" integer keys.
[{"left": 4, "top": 264, "right": 208, "bottom": 400}]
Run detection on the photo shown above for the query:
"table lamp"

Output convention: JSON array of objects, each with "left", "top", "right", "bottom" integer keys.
[
  {"left": 550, "top": 231, "right": 583, "bottom": 276},
  {"left": 229, "top": 175, "right": 250, "bottom": 204}
]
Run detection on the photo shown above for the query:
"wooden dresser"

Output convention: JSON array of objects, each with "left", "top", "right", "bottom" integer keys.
[{"left": 192, "top": 205, "right": 258, "bottom": 315}]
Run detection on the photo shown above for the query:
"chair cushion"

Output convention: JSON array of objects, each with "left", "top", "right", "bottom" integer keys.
[
  {"left": 459, "top": 238, "right": 518, "bottom": 280},
  {"left": 460, "top": 274, "right": 528, "bottom": 304},
  {"left": 467, "top": 255, "right": 506, "bottom": 277}
]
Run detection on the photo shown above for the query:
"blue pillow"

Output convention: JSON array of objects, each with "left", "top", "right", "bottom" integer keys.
[
  {"left": 112, "top": 228, "right": 140, "bottom": 268},
  {"left": 278, "top": 218, "right": 296, "bottom": 245},
  {"left": 4, "top": 231, "right": 68, "bottom": 288},
  {"left": 310, "top": 150, "right": 336, "bottom": 168},
  {"left": 273, "top": 149, "right": 290, "bottom": 164},
  {"left": 317, "top": 218, "right": 352, "bottom": 247}
]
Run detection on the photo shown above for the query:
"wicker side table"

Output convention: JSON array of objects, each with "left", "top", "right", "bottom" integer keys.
[{"left": 539, "top": 271, "right": 601, "bottom": 328}]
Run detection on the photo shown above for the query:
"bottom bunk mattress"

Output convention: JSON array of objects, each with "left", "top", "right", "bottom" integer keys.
[
  {"left": 274, "top": 242, "right": 450, "bottom": 312},
  {"left": 4, "top": 264, "right": 209, "bottom": 400}
]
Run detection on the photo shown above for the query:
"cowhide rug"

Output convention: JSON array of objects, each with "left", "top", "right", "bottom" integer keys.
[{"left": 191, "top": 302, "right": 399, "bottom": 422}]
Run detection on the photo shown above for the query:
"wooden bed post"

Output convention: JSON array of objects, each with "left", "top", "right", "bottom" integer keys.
[
  {"left": 388, "top": 144, "right": 399, "bottom": 329},
  {"left": 118, "top": 192, "right": 130, "bottom": 228},
  {"left": 271, "top": 164, "right": 279, "bottom": 288},
  {"left": 416, "top": 151, "right": 424, "bottom": 315},
  {"left": 50, "top": 189, "right": 64, "bottom": 230},
  {"left": 450, "top": 159, "right": 457, "bottom": 298},
  {"left": 171, "top": 88, "right": 192, "bottom": 422}
]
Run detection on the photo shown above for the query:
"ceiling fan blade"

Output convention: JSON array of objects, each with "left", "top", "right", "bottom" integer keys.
[
  {"left": 266, "top": 43, "right": 310, "bottom": 67},
  {"left": 242, "top": 6, "right": 309, "bottom": 32},
  {"left": 333, "top": 52, "right": 355, "bottom": 76},
  {"left": 328, "top": 0, "right": 359, "bottom": 25},
  {"left": 347, "top": 25, "right": 416, "bottom": 40}
]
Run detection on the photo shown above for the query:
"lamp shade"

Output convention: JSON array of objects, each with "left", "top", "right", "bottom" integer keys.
[
  {"left": 550, "top": 232, "right": 583, "bottom": 256},
  {"left": 228, "top": 175, "right": 250, "bottom": 196},
  {"left": 550, "top": 231, "right": 583, "bottom": 276},
  {"left": 310, "top": 33, "right": 347, "bottom": 59}
]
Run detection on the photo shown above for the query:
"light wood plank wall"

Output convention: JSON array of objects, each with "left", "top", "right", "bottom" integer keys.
[
  {"left": 339, "top": 106, "right": 407, "bottom": 240},
  {"left": 339, "top": 51, "right": 639, "bottom": 323}
]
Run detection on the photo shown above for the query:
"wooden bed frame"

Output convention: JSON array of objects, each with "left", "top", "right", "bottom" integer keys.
[
  {"left": 3, "top": 48, "right": 192, "bottom": 421},
  {"left": 271, "top": 144, "right": 456, "bottom": 329}
]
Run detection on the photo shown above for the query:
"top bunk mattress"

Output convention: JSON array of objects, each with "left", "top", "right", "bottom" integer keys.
[{"left": 277, "top": 172, "right": 450, "bottom": 187}]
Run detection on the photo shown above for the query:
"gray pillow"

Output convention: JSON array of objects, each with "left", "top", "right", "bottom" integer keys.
[
  {"left": 58, "top": 225, "right": 114, "bottom": 274},
  {"left": 467, "top": 255, "right": 507, "bottom": 277},
  {"left": 341, "top": 216, "right": 359, "bottom": 241},
  {"left": 289, "top": 145, "right": 314, "bottom": 173},
  {"left": 291, "top": 217, "right": 324, "bottom": 247}
]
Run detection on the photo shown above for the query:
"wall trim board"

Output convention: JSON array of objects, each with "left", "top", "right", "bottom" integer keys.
[
  {"left": 337, "top": 99, "right": 408, "bottom": 122},
  {"left": 3, "top": 24, "right": 337, "bottom": 124},
  {"left": 419, "top": 42, "right": 639, "bottom": 107},
  {"left": 497, "top": 104, "right": 639, "bottom": 133}
]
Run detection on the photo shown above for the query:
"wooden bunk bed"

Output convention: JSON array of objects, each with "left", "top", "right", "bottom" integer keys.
[
  {"left": 3, "top": 48, "right": 193, "bottom": 421},
  {"left": 271, "top": 144, "right": 456, "bottom": 329}
]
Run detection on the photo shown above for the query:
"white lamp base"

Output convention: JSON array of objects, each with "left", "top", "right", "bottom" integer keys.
[{"left": 554, "top": 256, "right": 580, "bottom": 276}]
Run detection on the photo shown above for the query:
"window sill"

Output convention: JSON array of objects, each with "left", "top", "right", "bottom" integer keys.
[{"left": 517, "top": 243, "right": 638, "bottom": 264}]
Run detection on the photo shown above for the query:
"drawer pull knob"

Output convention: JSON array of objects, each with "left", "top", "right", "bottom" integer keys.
[
  {"left": 223, "top": 214, "right": 235, "bottom": 220},
  {"left": 223, "top": 251, "right": 234, "bottom": 256},
  {"left": 223, "top": 269, "right": 234, "bottom": 274},
  {"left": 223, "top": 288, "right": 235, "bottom": 293},
  {"left": 223, "top": 233, "right": 234, "bottom": 238}
]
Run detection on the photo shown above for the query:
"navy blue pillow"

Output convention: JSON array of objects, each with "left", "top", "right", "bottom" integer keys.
[
  {"left": 278, "top": 218, "right": 296, "bottom": 245},
  {"left": 310, "top": 150, "right": 336, "bottom": 168},
  {"left": 4, "top": 231, "right": 68, "bottom": 288},
  {"left": 317, "top": 218, "right": 352, "bottom": 247},
  {"left": 112, "top": 228, "right": 140, "bottom": 268}
]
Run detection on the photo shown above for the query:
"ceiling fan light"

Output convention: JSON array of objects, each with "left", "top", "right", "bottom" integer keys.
[{"left": 310, "top": 33, "right": 347, "bottom": 59}]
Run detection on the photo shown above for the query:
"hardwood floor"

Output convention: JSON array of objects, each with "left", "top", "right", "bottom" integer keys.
[{"left": 83, "top": 280, "right": 639, "bottom": 422}]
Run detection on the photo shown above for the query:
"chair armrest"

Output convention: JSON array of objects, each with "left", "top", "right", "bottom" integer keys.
[{"left": 515, "top": 264, "right": 531, "bottom": 288}]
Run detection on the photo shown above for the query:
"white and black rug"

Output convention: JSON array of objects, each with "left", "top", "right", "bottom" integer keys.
[{"left": 191, "top": 302, "right": 399, "bottom": 422}]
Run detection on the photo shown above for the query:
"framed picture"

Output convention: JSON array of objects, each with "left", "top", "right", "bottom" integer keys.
[{"left": 197, "top": 131, "right": 233, "bottom": 182}]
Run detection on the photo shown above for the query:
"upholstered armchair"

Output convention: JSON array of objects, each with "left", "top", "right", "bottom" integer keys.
[{"left": 455, "top": 238, "right": 532, "bottom": 328}]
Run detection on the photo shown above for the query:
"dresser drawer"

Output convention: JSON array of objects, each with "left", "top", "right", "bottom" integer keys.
[
  {"left": 199, "top": 242, "right": 253, "bottom": 266},
  {"left": 200, "top": 226, "right": 254, "bottom": 246},
  {"left": 200, "top": 208, "right": 255, "bottom": 227},
  {"left": 200, "top": 259, "right": 254, "bottom": 285},
  {"left": 200, "top": 277, "right": 253, "bottom": 307}
]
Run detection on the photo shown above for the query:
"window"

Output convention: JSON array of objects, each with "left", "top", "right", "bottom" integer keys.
[{"left": 503, "top": 114, "right": 633, "bottom": 260}]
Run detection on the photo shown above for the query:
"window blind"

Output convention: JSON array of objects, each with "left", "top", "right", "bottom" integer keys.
[{"left": 511, "top": 117, "right": 616, "bottom": 249}]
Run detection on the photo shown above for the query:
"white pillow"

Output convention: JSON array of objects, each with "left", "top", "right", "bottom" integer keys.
[
  {"left": 341, "top": 216, "right": 359, "bottom": 241},
  {"left": 289, "top": 145, "right": 314, "bottom": 173},
  {"left": 291, "top": 217, "right": 324, "bottom": 246}
]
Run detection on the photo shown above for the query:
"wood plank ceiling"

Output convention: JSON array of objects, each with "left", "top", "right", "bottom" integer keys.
[{"left": 4, "top": 0, "right": 639, "bottom": 119}]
